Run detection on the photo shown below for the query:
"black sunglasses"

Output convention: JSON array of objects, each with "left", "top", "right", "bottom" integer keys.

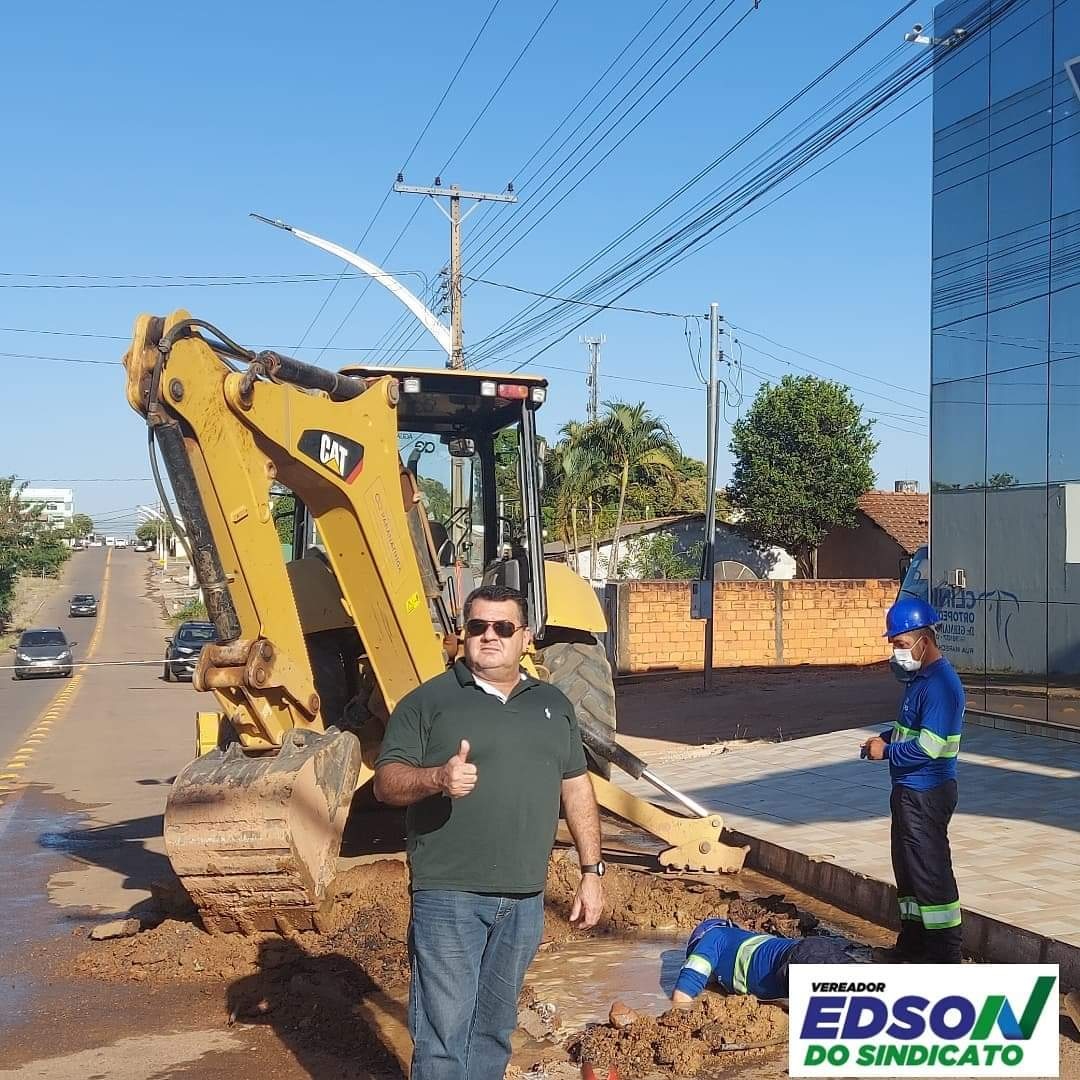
[{"left": 465, "top": 618, "right": 526, "bottom": 638}]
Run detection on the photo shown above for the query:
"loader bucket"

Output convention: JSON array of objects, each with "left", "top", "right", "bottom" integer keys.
[{"left": 164, "top": 727, "right": 362, "bottom": 933}]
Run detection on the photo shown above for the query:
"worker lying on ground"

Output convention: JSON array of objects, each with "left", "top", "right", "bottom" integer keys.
[{"left": 670, "top": 918, "right": 857, "bottom": 1002}]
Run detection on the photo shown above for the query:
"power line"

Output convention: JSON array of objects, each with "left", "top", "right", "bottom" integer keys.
[
  {"left": 465, "top": 0, "right": 924, "bottom": 366},
  {"left": 0, "top": 328, "right": 446, "bottom": 353},
  {"left": 0, "top": 350, "right": 119, "bottom": 366},
  {"left": 734, "top": 339, "right": 928, "bottom": 415},
  {"left": 472, "top": 1, "right": 1029, "bottom": 369},
  {"left": 465, "top": 0, "right": 757, "bottom": 280},
  {"left": 292, "top": 0, "right": 505, "bottom": 353},
  {"left": 463, "top": 275, "right": 704, "bottom": 318},
  {"left": 730, "top": 324, "right": 926, "bottom": 399},
  {"left": 314, "top": 2, "right": 559, "bottom": 361},
  {"left": 736, "top": 361, "right": 928, "bottom": 437}
]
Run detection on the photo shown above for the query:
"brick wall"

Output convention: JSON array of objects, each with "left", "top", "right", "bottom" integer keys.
[{"left": 614, "top": 579, "right": 897, "bottom": 674}]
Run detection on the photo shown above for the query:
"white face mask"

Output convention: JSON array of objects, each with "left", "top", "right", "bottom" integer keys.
[
  {"left": 892, "top": 645, "right": 922, "bottom": 672},
  {"left": 889, "top": 635, "right": 924, "bottom": 669}
]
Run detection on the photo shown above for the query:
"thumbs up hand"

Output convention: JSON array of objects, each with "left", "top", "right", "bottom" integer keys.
[{"left": 436, "top": 739, "right": 477, "bottom": 798}]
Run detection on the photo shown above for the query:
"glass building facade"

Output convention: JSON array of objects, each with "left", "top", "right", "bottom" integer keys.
[{"left": 931, "top": 0, "right": 1080, "bottom": 730}]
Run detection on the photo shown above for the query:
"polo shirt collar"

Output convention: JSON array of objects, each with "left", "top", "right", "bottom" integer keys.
[{"left": 453, "top": 659, "right": 536, "bottom": 697}]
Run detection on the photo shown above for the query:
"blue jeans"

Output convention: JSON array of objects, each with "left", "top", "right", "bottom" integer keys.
[{"left": 408, "top": 889, "right": 545, "bottom": 1080}]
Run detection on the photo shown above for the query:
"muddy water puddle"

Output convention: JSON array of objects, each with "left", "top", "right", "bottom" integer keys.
[{"left": 526, "top": 935, "right": 685, "bottom": 1031}]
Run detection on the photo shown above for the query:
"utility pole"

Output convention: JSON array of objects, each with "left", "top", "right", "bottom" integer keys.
[
  {"left": 394, "top": 179, "right": 517, "bottom": 559},
  {"left": 581, "top": 335, "right": 605, "bottom": 421},
  {"left": 393, "top": 179, "right": 517, "bottom": 369},
  {"left": 696, "top": 303, "right": 722, "bottom": 691}
]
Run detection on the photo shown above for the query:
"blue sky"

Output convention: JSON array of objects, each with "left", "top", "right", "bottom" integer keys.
[{"left": 1, "top": 1, "right": 933, "bottom": 528}]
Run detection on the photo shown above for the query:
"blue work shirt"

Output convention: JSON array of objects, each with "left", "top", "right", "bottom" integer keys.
[
  {"left": 673, "top": 920, "right": 798, "bottom": 1001},
  {"left": 881, "top": 657, "right": 964, "bottom": 791}
]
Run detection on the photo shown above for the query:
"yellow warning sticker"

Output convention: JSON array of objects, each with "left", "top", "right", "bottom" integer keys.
[{"left": 406, "top": 591, "right": 421, "bottom": 614}]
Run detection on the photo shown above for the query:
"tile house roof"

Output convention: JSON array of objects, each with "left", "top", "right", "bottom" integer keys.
[{"left": 856, "top": 492, "right": 929, "bottom": 555}]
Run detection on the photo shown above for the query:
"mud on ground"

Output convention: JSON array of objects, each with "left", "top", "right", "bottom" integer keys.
[
  {"left": 572, "top": 994, "right": 788, "bottom": 1078},
  {"left": 74, "top": 853, "right": 817, "bottom": 1076}
]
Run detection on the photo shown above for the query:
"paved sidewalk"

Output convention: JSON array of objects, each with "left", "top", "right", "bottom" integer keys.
[{"left": 625, "top": 725, "right": 1080, "bottom": 948}]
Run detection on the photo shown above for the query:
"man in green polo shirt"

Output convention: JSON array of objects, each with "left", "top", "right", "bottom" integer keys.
[{"left": 374, "top": 583, "right": 604, "bottom": 1080}]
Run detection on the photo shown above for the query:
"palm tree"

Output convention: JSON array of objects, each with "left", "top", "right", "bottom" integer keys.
[
  {"left": 550, "top": 421, "right": 608, "bottom": 576},
  {"left": 592, "top": 402, "right": 680, "bottom": 580}
]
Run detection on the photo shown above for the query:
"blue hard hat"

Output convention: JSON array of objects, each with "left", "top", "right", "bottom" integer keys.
[
  {"left": 688, "top": 917, "right": 734, "bottom": 952},
  {"left": 884, "top": 595, "right": 940, "bottom": 638}
]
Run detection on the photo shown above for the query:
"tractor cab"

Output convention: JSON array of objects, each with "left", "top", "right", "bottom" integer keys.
[{"left": 314, "top": 364, "right": 550, "bottom": 636}]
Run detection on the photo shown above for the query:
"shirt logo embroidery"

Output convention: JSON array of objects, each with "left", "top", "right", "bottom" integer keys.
[{"left": 545, "top": 707, "right": 551, "bottom": 719}]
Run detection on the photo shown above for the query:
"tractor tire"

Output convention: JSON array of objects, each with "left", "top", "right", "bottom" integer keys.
[{"left": 535, "top": 640, "right": 617, "bottom": 780}]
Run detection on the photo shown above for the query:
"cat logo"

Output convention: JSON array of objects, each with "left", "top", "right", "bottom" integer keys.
[{"left": 297, "top": 429, "right": 365, "bottom": 484}]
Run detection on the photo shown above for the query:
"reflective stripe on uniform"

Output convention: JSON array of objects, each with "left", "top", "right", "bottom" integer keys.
[
  {"left": 892, "top": 722, "right": 918, "bottom": 743},
  {"left": 732, "top": 935, "right": 772, "bottom": 994},
  {"left": 920, "top": 901, "right": 962, "bottom": 930},
  {"left": 897, "top": 895, "right": 921, "bottom": 922},
  {"left": 683, "top": 953, "right": 713, "bottom": 978},
  {"left": 917, "top": 727, "right": 961, "bottom": 759}
]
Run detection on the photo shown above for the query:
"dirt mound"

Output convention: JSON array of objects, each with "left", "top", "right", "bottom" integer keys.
[
  {"left": 75, "top": 860, "right": 414, "bottom": 991},
  {"left": 571, "top": 994, "right": 788, "bottom": 1077},
  {"left": 545, "top": 852, "right": 815, "bottom": 939}
]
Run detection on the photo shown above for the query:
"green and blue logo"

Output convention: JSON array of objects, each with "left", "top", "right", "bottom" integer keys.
[{"left": 790, "top": 966, "right": 1059, "bottom": 1076}]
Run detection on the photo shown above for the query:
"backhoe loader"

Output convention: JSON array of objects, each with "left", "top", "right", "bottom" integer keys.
[{"left": 123, "top": 311, "right": 747, "bottom": 933}]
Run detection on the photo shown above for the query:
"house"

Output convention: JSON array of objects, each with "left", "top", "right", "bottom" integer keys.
[
  {"left": 815, "top": 487, "right": 928, "bottom": 580},
  {"left": 543, "top": 513, "right": 796, "bottom": 582}
]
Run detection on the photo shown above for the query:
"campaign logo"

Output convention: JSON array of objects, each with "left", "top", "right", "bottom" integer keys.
[{"left": 789, "top": 965, "right": 1058, "bottom": 1076}]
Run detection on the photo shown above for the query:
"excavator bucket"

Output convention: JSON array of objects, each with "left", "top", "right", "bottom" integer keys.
[{"left": 164, "top": 727, "right": 362, "bottom": 933}]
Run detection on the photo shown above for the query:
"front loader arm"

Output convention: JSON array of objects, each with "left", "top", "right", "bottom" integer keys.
[{"left": 124, "top": 311, "right": 446, "bottom": 752}]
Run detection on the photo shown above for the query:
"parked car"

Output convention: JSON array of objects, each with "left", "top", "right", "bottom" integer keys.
[
  {"left": 12, "top": 628, "right": 75, "bottom": 679},
  {"left": 164, "top": 621, "right": 215, "bottom": 681},
  {"left": 134, "top": 540, "right": 154, "bottom": 552},
  {"left": 69, "top": 593, "right": 98, "bottom": 617}
]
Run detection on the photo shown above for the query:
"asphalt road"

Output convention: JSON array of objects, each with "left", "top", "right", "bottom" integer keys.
[{"left": 0, "top": 549, "right": 110, "bottom": 768}]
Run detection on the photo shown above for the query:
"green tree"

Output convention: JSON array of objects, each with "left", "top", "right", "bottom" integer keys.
[
  {"left": 0, "top": 477, "right": 70, "bottom": 617},
  {"left": 271, "top": 492, "right": 296, "bottom": 545},
  {"left": 69, "top": 513, "right": 94, "bottom": 538},
  {"left": 547, "top": 420, "right": 609, "bottom": 572},
  {"left": 624, "top": 532, "right": 703, "bottom": 580},
  {"left": 728, "top": 374, "right": 877, "bottom": 577},
  {"left": 988, "top": 472, "right": 1018, "bottom": 489},
  {"left": 593, "top": 402, "right": 680, "bottom": 578},
  {"left": 418, "top": 477, "right": 451, "bottom": 523}
]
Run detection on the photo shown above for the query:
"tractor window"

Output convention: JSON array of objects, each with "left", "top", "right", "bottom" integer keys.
[{"left": 401, "top": 432, "right": 486, "bottom": 576}]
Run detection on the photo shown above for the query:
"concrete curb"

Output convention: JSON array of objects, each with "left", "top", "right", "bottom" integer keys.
[{"left": 727, "top": 827, "right": 1080, "bottom": 989}]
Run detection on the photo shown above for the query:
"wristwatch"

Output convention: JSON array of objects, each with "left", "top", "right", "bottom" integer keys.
[{"left": 580, "top": 861, "right": 606, "bottom": 877}]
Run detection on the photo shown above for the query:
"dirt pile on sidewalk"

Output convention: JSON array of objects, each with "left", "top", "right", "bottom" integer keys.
[
  {"left": 571, "top": 994, "right": 788, "bottom": 1076},
  {"left": 545, "top": 852, "right": 815, "bottom": 939}
]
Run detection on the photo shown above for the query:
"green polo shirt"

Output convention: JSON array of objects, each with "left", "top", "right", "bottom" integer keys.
[{"left": 375, "top": 660, "right": 588, "bottom": 894}]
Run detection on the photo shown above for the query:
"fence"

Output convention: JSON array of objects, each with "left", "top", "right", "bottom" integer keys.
[{"left": 603, "top": 578, "right": 897, "bottom": 674}]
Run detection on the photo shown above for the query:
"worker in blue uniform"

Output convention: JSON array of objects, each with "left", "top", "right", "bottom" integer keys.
[
  {"left": 670, "top": 918, "right": 856, "bottom": 1002},
  {"left": 861, "top": 595, "right": 965, "bottom": 964}
]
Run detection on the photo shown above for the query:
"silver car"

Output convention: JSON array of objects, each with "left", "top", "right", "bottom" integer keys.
[{"left": 12, "top": 628, "right": 75, "bottom": 679}]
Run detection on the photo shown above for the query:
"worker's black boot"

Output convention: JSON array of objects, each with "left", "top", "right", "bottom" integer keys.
[
  {"left": 922, "top": 928, "right": 962, "bottom": 964},
  {"left": 872, "top": 924, "right": 926, "bottom": 963}
]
